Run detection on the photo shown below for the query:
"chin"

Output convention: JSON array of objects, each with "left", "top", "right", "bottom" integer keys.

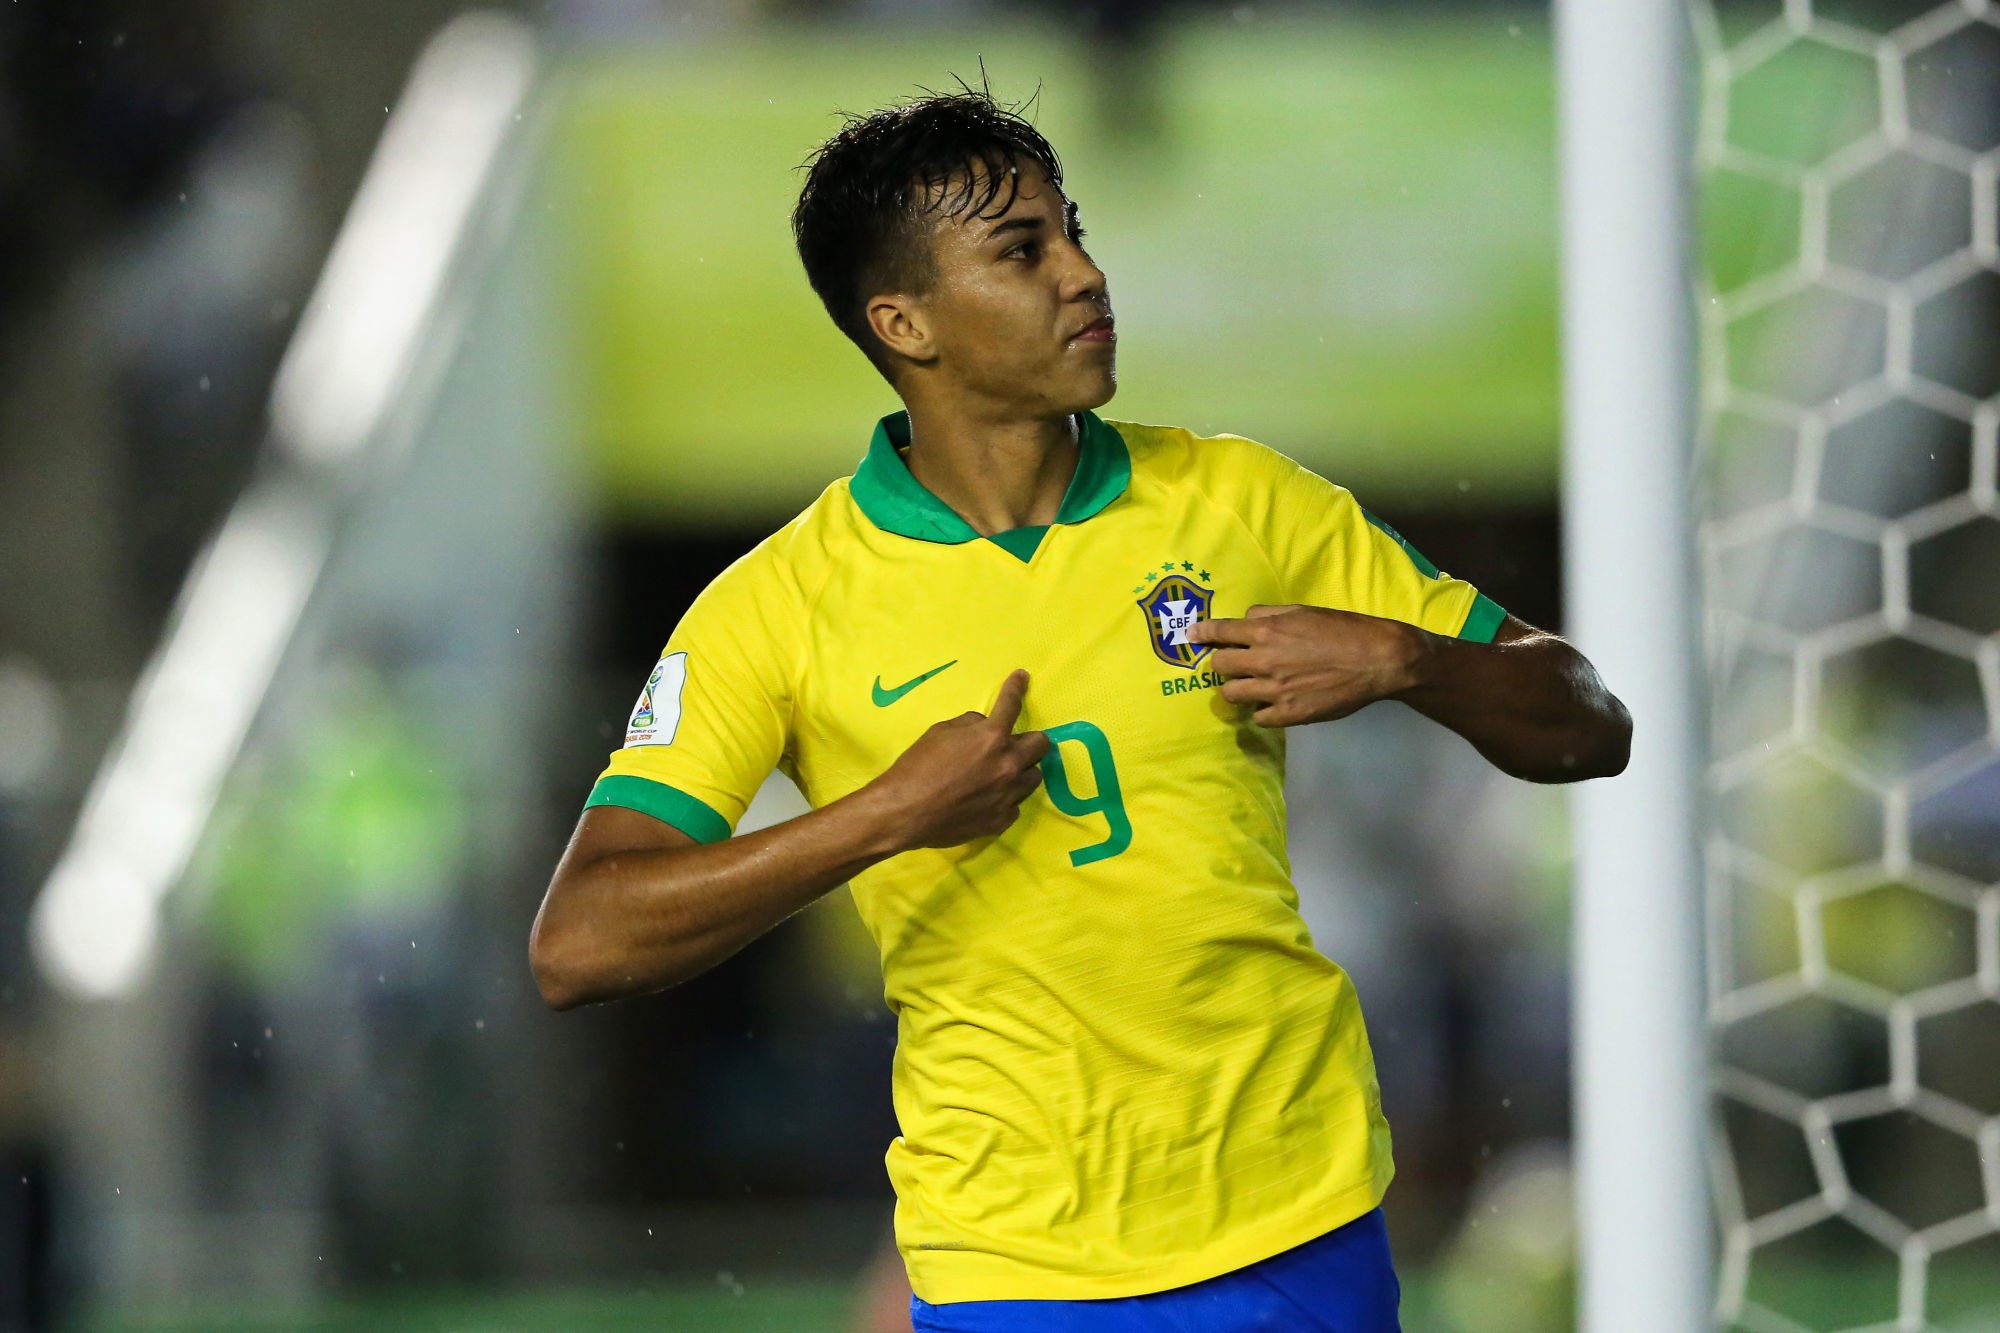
[
  {"left": 1016, "top": 363, "right": 1116, "bottom": 417},
  {"left": 1073, "top": 368, "right": 1118, "bottom": 412}
]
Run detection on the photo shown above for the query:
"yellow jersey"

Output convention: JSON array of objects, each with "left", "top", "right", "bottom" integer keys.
[{"left": 587, "top": 409, "right": 1505, "bottom": 1302}]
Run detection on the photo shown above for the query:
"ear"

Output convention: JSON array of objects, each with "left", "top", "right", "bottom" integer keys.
[{"left": 867, "top": 293, "right": 937, "bottom": 366}]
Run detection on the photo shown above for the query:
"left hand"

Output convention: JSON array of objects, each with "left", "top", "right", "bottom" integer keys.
[{"left": 1186, "top": 604, "right": 1427, "bottom": 728}]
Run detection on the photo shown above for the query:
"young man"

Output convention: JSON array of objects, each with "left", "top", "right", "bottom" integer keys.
[{"left": 531, "top": 90, "right": 1630, "bottom": 1331}]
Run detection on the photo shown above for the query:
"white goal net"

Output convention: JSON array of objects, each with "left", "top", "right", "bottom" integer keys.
[{"left": 1694, "top": 1, "right": 2000, "bottom": 1328}]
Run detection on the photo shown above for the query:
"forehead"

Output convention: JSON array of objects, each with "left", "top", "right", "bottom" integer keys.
[{"left": 919, "top": 155, "right": 1068, "bottom": 236}]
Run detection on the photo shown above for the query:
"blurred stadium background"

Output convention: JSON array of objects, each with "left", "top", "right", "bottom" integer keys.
[{"left": 0, "top": 0, "right": 1990, "bottom": 1329}]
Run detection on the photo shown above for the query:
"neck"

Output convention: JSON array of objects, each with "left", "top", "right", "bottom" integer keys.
[{"left": 898, "top": 402, "right": 1081, "bottom": 536}]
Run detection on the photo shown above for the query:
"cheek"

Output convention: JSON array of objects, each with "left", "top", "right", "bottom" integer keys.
[
  {"left": 946, "top": 280, "right": 1050, "bottom": 356},
  {"left": 948, "top": 304, "right": 1048, "bottom": 382}
]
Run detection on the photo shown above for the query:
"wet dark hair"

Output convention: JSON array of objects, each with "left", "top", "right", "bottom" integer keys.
[{"left": 791, "top": 76, "right": 1066, "bottom": 384}]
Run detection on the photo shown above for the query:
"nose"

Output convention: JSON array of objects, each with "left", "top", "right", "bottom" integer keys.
[{"left": 1061, "top": 241, "right": 1108, "bottom": 307}]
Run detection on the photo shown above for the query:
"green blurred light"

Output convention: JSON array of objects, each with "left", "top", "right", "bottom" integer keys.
[{"left": 551, "top": 16, "right": 1563, "bottom": 523}]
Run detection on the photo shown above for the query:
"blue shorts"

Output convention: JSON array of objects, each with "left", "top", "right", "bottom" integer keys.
[{"left": 908, "top": 1208, "right": 1401, "bottom": 1333}]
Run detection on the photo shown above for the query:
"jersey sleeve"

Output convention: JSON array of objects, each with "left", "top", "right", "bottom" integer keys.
[
  {"left": 584, "top": 547, "right": 801, "bottom": 843},
  {"left": 1235, "top": 439, "right": 1508, "bottom": 642}
]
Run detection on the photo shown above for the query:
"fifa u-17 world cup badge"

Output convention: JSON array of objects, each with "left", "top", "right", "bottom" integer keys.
[
  {"left": 1138, "top": 574, "right": 1214, "bottom": 669},
  {"left": 626, "top": 651, "right": 687, "bottom": 747}
]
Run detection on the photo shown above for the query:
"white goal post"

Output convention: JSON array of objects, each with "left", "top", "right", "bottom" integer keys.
[{"left": 1555, "top": 0, "right": 1714, "bottom": 1328}]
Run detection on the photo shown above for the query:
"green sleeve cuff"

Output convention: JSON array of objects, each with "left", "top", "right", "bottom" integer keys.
[
  {"left": 585, "top": 775, "right": 732, "bottom": 844},
  {"left": 1457, "top": 593, "right": 1507, "bottom": 644}
]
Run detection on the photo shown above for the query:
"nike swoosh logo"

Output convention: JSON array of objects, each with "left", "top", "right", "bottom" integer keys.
[{"left": 872, "top": 660, "right": 958, "bottom": 707}]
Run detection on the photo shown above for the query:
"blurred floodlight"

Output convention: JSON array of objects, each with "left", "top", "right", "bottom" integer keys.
[
  {"left": 31, "top": 491, "right": 327, "bottom": 999},
  {"left": 32, "top": 12, "right": 540, "bottom": 1000},
  {"left": 271, "top": 12, "right": 536, "bottom": 469},
  {"left": 32, "top": 860, "right": 160, "bottom": 1003}
]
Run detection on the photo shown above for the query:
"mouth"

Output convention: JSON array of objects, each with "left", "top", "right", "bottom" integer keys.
[{"left": 1069, "top": 314, "right": 1116, "bottom": 344}]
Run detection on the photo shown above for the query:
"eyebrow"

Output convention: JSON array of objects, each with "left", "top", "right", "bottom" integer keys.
[{"left": 984, "top": 199, "right": 1083, "bottom": 244}]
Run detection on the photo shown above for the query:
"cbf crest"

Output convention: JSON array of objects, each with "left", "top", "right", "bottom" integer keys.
[{"left": 1137, "top": 573, "right": 1214, "bottom": 669}]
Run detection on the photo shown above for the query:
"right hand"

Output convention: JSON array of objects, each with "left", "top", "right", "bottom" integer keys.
[{"left": 867, "top": 669, "right": 1051, "bottom": 851}]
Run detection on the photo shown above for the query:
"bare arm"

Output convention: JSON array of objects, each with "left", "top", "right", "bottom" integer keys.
[
  {"left": 1186, "top": 606, "right": 1631, "bottom": 783},
  {"left": 530, "top": 670, "right": 1049, "bottom": 1009}
]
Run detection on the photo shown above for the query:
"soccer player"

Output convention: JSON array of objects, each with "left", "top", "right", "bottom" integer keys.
[{"left": 530, "top": 89, "right": 1630, "bottom": 1332}]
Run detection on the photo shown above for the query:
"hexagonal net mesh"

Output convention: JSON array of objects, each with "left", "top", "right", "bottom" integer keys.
[{"left": 1694, "top": 1, "right": 2000, "bottom": 1328}]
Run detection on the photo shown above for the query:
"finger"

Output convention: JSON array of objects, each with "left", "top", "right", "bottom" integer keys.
[
  {"left": 1186, "top": 617, "right": 1258, "bottom": 648},
  {"left": 1206, "top": 647, "right": 1259, "bottom": 679},
  {"left": 1009, "top": 770, "right": 1044, "bottom": 803},
  {"left": 988, "top": 669, "right": 1030, "bottom": 731},
  {"left": 1251, "top": 703, "right": 1294, "bottom": 727},
  {"left": 1221, "top": 676, "right": 1276, "bottom": 706},
  {"left": 1013, "top": 729, "right": 1052, "bottom": 764},
  {"left": 1245, "top": 603, "right": 1293, "bottom": 619}
]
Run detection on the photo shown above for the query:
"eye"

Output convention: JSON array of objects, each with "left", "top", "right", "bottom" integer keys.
[{"left": 1008, "top": 240, "right": 1039, "bottom": 260}]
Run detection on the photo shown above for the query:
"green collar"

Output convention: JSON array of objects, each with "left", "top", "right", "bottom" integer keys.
[{"left": 849, "top": 409, "right": 1132, "bottom": 547}]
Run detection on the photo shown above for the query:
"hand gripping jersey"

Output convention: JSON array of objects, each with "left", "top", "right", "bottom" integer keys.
[{"left": 587, "top": 410, "right": 1506, "bottom": 1303}]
